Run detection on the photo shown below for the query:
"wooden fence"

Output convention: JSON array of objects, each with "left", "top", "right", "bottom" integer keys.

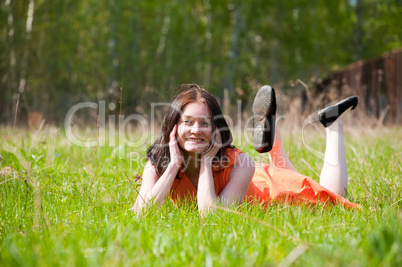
[{"left": 316, "top": 48, "right": 402, "bottom": 124}]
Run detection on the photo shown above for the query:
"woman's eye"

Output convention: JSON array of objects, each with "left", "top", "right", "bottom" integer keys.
[{"left": 202, "top": 121, "right": 211, "bottom": 126}]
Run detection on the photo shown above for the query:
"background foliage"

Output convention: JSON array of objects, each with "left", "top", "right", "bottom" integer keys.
[{"left": 1, "top": 0, "right": 402, "bottom": 124}]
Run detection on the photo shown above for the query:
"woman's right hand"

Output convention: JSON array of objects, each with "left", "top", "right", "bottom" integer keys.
[{"left": 169, "top": 125, "right": 183, "bottom": 168}]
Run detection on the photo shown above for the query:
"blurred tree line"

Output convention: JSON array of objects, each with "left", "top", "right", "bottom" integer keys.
[{"left": 1, "top": 0, "right": 401, "bottom": 125}]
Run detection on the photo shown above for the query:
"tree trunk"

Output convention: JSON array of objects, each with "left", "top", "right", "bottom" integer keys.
[
  {"left": 3, "top": 0, "right": 17, "bottom": 124},
  {"left": 108, "top": 0, "right": 119, "bottom": 93},
  {"left": 222, "top": 2, "right": 242, "bottom": 101},
  {"left": 18, "top": 0, "right": 35, "bottom": 94},
  {"left": 353, "top": 0, "right": 363, "bottom": 61}
]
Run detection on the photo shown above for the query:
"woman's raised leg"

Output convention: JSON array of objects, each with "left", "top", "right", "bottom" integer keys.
[
  {"left": 269, "top": 125, "right": 297, "bottom": 172},
  {"left": 317, "top": 96, "right": 357, "bottom": 197},
  {"left": 319, "top": 119, "right": 348, "bottom": 197},
  {"left": 252, "top": 85, "right": 297, "bottom": 171}
]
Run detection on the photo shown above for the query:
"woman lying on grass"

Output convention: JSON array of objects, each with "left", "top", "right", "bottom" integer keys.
[{"left": 133, "top": 84, "right": 360, "bottom": 215}]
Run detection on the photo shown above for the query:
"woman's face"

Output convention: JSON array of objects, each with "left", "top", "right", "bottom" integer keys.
[{"left": 176, "top": 101, "right": 213, "bottom": 154}]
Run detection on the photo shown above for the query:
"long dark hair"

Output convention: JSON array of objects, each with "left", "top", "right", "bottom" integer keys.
[{"left": 146, "top": 84, "right": 233, "bottom": 176}]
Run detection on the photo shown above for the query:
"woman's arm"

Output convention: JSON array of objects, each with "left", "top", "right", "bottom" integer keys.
[
  {"left": 133, "top": 125, "right": 183, "bottom": 214},
  {"left": 197, "top": 153, "right": 255, "bottom": 215},
  {"left": 218, "top": 153, "right": 255, "bottom": 206},
  {"left": 197, "top": 158, "right": 217, "bottom": 215},
  {"left": 133, "top": 161, "right": 180, "bottom": 213},
  {"left": 197, "top": 131, "right": 255, "bottom": 215}
]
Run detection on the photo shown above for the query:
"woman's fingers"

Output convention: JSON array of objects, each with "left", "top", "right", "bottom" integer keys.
[
  {"left": 169, "top": 125, "right": 179, "bottom": 149},
  {"left": 213, "top": 129, "right": 222, "bottom": 148},
  {"left": 169, "top": 125, "right": 183, "bottom": 166},
  {"left": 209, "top": 128, "right": 222, "bottom": 150},
  {"left": 169, "top": 125, "right": 177, "bottom": 143},
  {"left": 204, "top": 129, "right": 222, "bottom": 160}
]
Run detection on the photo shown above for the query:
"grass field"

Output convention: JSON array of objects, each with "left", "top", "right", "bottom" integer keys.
[{"left": 1, "top": 126, "right": 401, "bottom": 266}]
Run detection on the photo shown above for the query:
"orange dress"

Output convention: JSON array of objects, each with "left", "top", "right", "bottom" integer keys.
[{"left": 170, "top": 147, "right": 361, "bottom": 209}]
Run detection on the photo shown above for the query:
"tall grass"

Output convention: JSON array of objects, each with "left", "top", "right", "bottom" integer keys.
[{"left": 1, "top": 126, "right": 401, "bottom": 266}]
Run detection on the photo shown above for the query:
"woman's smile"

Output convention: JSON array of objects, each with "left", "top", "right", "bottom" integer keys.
[{"left": 187, "top": 138, "right": 204, "bottom": 142}]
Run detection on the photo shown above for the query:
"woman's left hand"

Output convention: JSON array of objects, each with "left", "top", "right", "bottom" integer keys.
[{"left": 203, "top": 129, "right": 222, "bottom": 163}]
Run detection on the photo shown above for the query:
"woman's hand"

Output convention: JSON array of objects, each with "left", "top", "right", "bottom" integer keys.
[
  {"left": 169, "top": 125, "right": 183, "bottom": 168},
  {"left": 203, "top": 128, "right": 222, "bottom": 163}
]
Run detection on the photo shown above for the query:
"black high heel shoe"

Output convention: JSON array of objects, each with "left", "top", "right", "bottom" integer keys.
[
  {"left": 252, "top": 85, "right": 277, "bottom": 153},
  {"left": 318, "top": 96, "right": 358, "bottom": 127}
]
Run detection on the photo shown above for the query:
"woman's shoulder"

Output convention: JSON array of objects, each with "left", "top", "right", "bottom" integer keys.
[
  {"left": 224, "top": 146, "right": 244, "bottom": 158},
  {"left": 227, "top": 149, "right": 255, "bottom": 182},
  {"left": 220, "top": 146, "right": 252, "bottom": 168},
  {"left": 230, "top": 148, "right": 254, "bottom": 169}
]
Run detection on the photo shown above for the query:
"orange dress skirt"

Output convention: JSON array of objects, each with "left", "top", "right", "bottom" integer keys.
[{"left": 170, "top": 147, "right": 360, "bottom": 209}]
